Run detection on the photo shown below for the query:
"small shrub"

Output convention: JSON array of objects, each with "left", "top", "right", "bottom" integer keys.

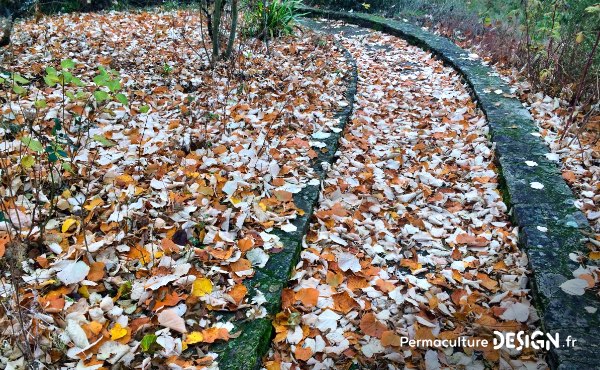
[{"left": 244, "top": 0, "right": 304, "bottom": 38}]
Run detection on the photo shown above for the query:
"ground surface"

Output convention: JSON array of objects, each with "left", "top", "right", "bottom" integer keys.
[
  {"left": 265, "top": 21, "right": 546, "bottom": 370},
  {"left": 0, "top": 10, "right": 349, "bottom": 369},
  {"left": 1, "top": 7, "right": 598, "bottom": 370}
]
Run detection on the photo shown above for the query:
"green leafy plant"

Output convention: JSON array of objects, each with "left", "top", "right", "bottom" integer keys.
[
  {"left": 0, "top": 59, "right": 130, "bottom": 364},
  {"left": 244, "top": 0, "right": 304, "bottom": 38},
  {"left": 161, "top": 62, "right": 174, "bottom": 75},
  {"left": 0, "top": 60, "right": 128, "bottom": 239}
]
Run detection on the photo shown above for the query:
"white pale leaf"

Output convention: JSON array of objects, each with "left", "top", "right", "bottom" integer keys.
[
  {"left": 247, "top": 248, "right": 269, "bottom": 268},
  {"left": 316, "top": 309, "right": 340, "bottom": 332},
  {"left": 158, "top": 308, "right": 187, "bottom": 333},
  {"left": 66, "top": 319, "right": 90, "bottom": 349},
  {"left": 337, "top": 252, "right": 361, "bottom": 272},
  {"left": 560, "top": 278, "right": 588, "bottom": 296},
  {"left": 280, "top": 223, "right": 297, "bottom": 233},
  {"left": 57, "top": 261, "right": 90, "bottom": 285},
  {"left": 222, "top": 180, "right": 238, "bottom": 195},
  {"left": 499, "top": 302, "right": 529, "bottom": 322},
  {"left": 530, "top": 182, "right": 544, "bottom": 190},
  {"left": 150, "top": 178, "right": 166, "bottom": 190},
  {"left": 312, "top": 131, "right": 331, "bottom": 139},
  {"left": 287, "top": 325, "right": 303, "bottom": 344}
]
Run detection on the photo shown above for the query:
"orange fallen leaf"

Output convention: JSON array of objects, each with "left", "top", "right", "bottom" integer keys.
[
  {"left": 86, "top": 262, "right": 105, "bottom": 282},
  {"left": 115, "top": 174, "right": 135, "bottom": 187},
  {"left": 326, "top": 271, "right": 344, "bottom": 288},
  {"left": 562, "top": 170, "right": 577, "bottom": 183},
  {"left": 375, "top": 279, "right": 395, "bottom": 292},
  {"left": 380, "top": 330, "right": 401, "bottom": 346},
  {"left": 208, "top": 247, "right": 233, "bottom": 260},
  {"left": 477, "top": 272, "right": 498, "bottom": 291},
  {"left": 0, "top": 233, "right": 8, "bottom": 259},
  {"left": 85, "top": 321, "right": 104, "bottom": 336},
  {"left": 273, "top": 190, "right": 293, "bottom": 202},
  {"left": 201, "top": 327, "right": 229, "bottom": 343},
  {"left": 456, "top": 233, "right": 489, "bottom": 247},
  {"left": 153, "top": 290, "right": 184, "bottom": 311},
  {"left": 238, "top": 237, "right": 254, "bottom": 252},
  {"left": 264, "top": 361, "right": 281, "bottom": 370},
  {"left": 228, "top": 284, "right": 248, "bottom": 305},
  {"left": 281, "top": 289, "right": 295, "bottom": 309},
  {"left": 295, "top": 288, "right": 319, "bottom": 307},
  {"left": 160, "top": 238, "right": 180, "bottom": 254},
  {"left": 294, "top": 346, "right": 313, "bottom": 361},
  {"left": 332, "top": 291, "right": 359, "bottom": 314},
  {"left": 579, "top": 273, "right": 596, "bottom": 288},
  {"left": 229, "top": 259, "right": 252, "bottom": 275},
  {"left": 415, "top": 325, "right": 436, "bottom": 341},
  {"left": 359, "top": 313, "right": 387, "bottom": 338},
  {"left": 347, "top": 275, "right": 369, "bottom": 291}
]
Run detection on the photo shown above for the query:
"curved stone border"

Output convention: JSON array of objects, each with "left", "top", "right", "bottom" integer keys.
[
  {"left": 210, "top": 35, "right": 358, "bottom": 370},
  {"left": 298, "top": 5, "right": 599, "bottom": 370}
]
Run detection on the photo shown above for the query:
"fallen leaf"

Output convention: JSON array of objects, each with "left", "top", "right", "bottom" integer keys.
[
  {"left": 560, "top": 278, "right": 589, "bottom": 295},
  {"left": 86, "top": 262, "right": 105, "bottom": 282},
  {"left": 201, "top": 327, "right": 229, "bottom": 343},
  {"left": 61, "top": 218, "right": 79, "bottom": 233},
  {"left": 184, "top": 331, "right": 204, "bottom": 345},
  {"left": 295, "top": 288, "right": 319, "bottom": 307},
  {"left": 57, "top": 260, "right": 90, "bottom": 285},
  {"left": 380, "top": 330, "right": 401, "bottom": 346},
  {"left": 359, "top": 313, "right": 387, "bottom": 338},
  {"left": 332, "top": 291, "right": 359, "bottom": 313},
  {"left": 338, "top": 252, "right": 361, "bottom": 272},
  {"left": 191, "top": 278, "right": 213, "bottom": 297},
  {"left": 228, "top": 284, "right": 248, "bottom": 305},
  {"left": 157, "top": 308, "right": 187, "bottom": 333},
  {"left": 294, "top": 345, "right": 313, "bottom": 361},
  {"left": 110, "top": 323, "right": 128, "bottom": 340},
  {"left": 456, "top": 233, "right": 488, "bottom": 247}
]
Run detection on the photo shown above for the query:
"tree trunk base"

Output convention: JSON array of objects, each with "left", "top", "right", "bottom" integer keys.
[{"left": 0, "top": 15, "right": 11, "bottom": 47}]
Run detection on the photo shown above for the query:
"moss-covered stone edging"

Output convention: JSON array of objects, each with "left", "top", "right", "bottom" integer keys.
[
  {"left": 298, "top": 5, "right": 600, "bottom": 370},
  {"left": 209, "top": 38, "right": 358, "bottom": 370}
]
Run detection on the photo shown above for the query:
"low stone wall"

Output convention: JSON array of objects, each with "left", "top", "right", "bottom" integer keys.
[
  {"left": 298, "top": 5, "right": 600, "bottom": 370},
  {"left": 210, "top": 36, "right": 359, "bottom": 370}
]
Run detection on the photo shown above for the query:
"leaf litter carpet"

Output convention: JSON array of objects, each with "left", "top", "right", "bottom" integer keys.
[
  {"left": 266, "top": 23, "right": 548, "bottom": 370},
  {"left": 0, "top": 10, "right": 350, "bottom": 369}
]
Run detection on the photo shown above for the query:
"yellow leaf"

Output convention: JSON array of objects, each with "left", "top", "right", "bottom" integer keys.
[
  {"left": 84, "top": 198, "right": 104, "bottom": 211},
  {"left": 78, "top": 286, "right": 90, "bottom": 298},
  {"left": 590, "top": 251, "right": 600, "bottom": 260},
  {"left": 191, "top": 278, "right": 213, "bottom": 297},
  {"left": 576, "top": 32, "right": 585, "bottom": 44},
  {"left": 62, "top": 218, "right": 79, "bottom": 233},
  {"left": 110, "top": 323, "right": 128, "bottom": 340},
  {"left": 115, "top": 174, "right": 135, "bottom": 187},
  {"left": 184, "top": 331, "right": 204, "bottom": 345}
]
